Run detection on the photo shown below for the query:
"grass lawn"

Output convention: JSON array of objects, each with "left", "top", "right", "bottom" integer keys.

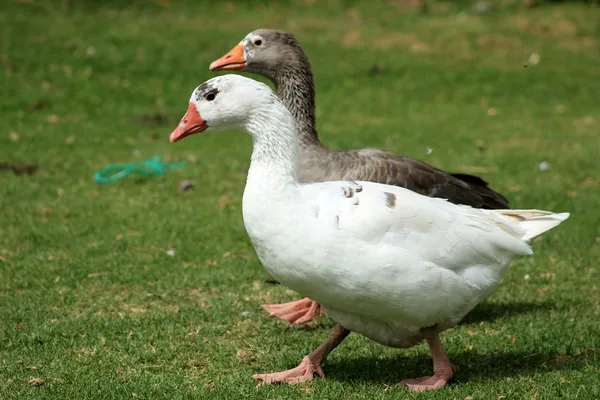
[{"left": 1, "top": 0, "right": 599, "bottom": 398}]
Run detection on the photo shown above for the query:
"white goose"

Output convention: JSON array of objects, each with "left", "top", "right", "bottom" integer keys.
[{"left": 170, "top": 75, "right": 569, "bottom": 391}]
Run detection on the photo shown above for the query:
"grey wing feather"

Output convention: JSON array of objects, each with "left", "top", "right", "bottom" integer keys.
[
  {"left": 299, "top": 148, "right": 509, "bottom": 210},
  {"left": 354, "top": 149, "right": 510, "bottom": 209}
]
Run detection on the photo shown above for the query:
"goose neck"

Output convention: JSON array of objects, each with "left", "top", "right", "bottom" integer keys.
[
  {"left": 272, "top": 62, "right": 322, "bottom": 149},
  {"left": 245, "top": 104, "right": 299, "bottom": 186}
]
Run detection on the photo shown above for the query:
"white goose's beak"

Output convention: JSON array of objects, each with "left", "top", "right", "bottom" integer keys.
[
  {"left": 170, "top": 103, "right": 208, "bottom": 143},
  {"left": 209, "top": 43, "right": 246, "bottom": 71}
]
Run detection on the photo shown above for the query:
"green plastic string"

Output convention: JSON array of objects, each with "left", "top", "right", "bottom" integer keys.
[{"left": 94, "top": 156, "right": 185, "bottom": 183}]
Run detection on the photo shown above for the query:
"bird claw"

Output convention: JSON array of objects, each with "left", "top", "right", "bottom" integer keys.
[{"left": 253, "top": 356, "right": 324, "bottom": 386}]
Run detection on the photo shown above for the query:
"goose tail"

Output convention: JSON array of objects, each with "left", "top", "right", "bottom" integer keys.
[{"left": 496, "top": 209, "right": 570, "bottom": 242}]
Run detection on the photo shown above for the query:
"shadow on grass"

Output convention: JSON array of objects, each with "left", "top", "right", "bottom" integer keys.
[
  {"left": 288, "top": 301, "right": 559, "bottom": 333},
  {"left": 327, "top": 348, "right": 598, "bottom": 385},
  {"left": 460, "top": 301, "right": 557, "bottom": 325}
]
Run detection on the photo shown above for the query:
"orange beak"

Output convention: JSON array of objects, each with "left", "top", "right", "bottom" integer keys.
[
  {"left": 170, "top": 103, "right": 208, "bottom": 143},
  {"left": 209, "top": 43, "right": 246, "bottom": 71}
]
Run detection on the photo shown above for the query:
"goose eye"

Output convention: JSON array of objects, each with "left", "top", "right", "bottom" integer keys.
[
  {"left": 254, "top": 39, "right": 262, "bottom": 46},
  {"left": 205, "top": 92, "right": 216, "bottom": 101}
]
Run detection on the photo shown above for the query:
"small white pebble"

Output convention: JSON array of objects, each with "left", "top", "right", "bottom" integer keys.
[
  {"left": 473, "top": 1, "right": 493, "bottom": 14},
  {"left": 87, "top": 46, "right": 96, "bottom": 56},
  {"left": 166, "top": 249, "right": 176, "bottom": 257},
  {"left": 528, "top": 52, "right": 540, "bottom": 66},
  {"left": 425, "top": 147, "right": 433, "bottom": 155},
  {"left": 524, "top": 274, "right": 530, "bottom": 281},
  {"left": 241, "top": 311, "right": 251, "bottom": 317},
  {"left": 538, "top": 161, "right": 550, "bottom": 171}
]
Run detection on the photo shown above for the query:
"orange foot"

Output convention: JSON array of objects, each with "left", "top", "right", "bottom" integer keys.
[
  {"left": 399, "top": 366, "right": 455, "bottom": 392},
  {"left": 262, "top": 297, "right": 322, "bottom": 324},
  {"left": 253, "top": 356, "right": 324, "bottom": 385}
]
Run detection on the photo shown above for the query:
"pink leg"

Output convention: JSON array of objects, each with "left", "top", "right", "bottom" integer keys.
[
  {"left": 399, "top": 326, "right": 456, "bottom": 391},
  {"left": 262, "top": 297, "right": 323, "bottom": 325},
  {"left": 253, "top": 324, "right": 350, "bottom": 385}
]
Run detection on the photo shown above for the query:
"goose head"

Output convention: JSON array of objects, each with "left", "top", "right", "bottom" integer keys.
[
  {"left": 209, "top": 29, "right": 305, "bottom": 77},
  {"left": 170, "top": 75, "right": 279, "bottom": 143}
]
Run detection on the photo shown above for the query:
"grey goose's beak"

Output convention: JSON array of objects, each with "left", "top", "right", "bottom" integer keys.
[{"left": 209, "top": 43, "right": 246, "bottom": 71}]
